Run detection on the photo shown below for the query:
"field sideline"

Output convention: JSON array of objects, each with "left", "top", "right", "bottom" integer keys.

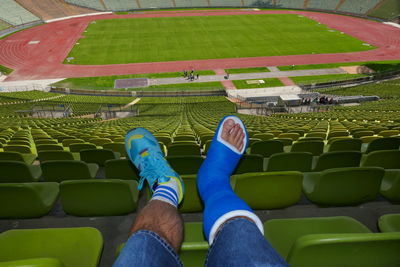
[{"left": 67, "top": 14, "right": 373, "bottom": 65}]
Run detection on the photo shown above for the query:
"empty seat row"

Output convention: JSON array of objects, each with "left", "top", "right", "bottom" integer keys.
[
  {"left": 0, "top": 157, "right": 139, "bottom": 183},
  {"left": 250, "top": 137, "right": 400, "bottom": 157},
  {"left": 177, "top": 166, "right": 399, "bottom": 213},
  {"left": 0, "top": 180, "right": 139, "bottom": 218},
  {"left": 1, "top": 148, "right": 399, "bottom": 180},
  {"left": 3, "top": 166, "right": 397, "bottom": 218}
]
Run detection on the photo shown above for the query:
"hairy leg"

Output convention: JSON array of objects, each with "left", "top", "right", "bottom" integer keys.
[{"left": 129, "top": 200, "right": 183, "bottom": 253}]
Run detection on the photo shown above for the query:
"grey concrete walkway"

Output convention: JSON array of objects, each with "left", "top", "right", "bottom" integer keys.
[
  {"left": 149, "top": 68, "right": 346, "bottom": 86},
  {"left": 267, "top": 66, "right": 280, "bottom": 72}
]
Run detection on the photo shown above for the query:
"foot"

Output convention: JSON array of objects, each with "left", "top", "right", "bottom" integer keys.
[
  {"left": 221, "top": 119, "right": 245, "bottom": 152},
  {"left": 125, "top": 128, "right": 184, "bottom": 204}
]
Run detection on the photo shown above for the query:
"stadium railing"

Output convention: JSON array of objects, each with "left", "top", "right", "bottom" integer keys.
[
  {"left": 300, "top": 69, "right": 400, "bottom": 91},
  {"left": 50, "top": 87, "right": 227, "bottom": 97}
]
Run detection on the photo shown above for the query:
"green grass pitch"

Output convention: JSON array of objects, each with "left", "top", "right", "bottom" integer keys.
[{"left": 66, "top": 14, "right": 374, "bottom": 65}]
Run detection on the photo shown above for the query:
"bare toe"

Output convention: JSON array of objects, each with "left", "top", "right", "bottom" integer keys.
[
  {"left": 226, "top": 124, "right": 245, "bottom": 151},
  {"left": 221, "top": 119, "right": 235, "bottom": 140}
]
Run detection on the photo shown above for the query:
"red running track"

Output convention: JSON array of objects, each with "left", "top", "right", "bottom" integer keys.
[{"left": 1, "top": 9, "right": 400, "bottom": 81}]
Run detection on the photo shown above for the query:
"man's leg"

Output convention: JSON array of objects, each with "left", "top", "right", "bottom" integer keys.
[
  {"left": 129, "top": 200, "right": 183, "bottom": 252},
  {"left": 197, "top": 116, "right": 288, "bottom": 266},
  {"left": 114, "top": 128, "right": 185, "bottom": 267},
  {"left": 114, "top": 200, "right": 183, "bottom": 267}
]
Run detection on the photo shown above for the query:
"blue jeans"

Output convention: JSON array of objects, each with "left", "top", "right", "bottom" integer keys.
[{"left": 114, "top": 218, "right": 288, "bottom": 267}]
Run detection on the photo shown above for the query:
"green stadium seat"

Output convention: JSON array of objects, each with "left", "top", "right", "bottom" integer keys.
[
  {"left": 0, "top": 182, "right": 59, "bottom": 218},
  {"left": 33, "top": 135, "right": 52, "bottom": 140},
  {"left": 291, "top": 141, "right": 324, "bottom": 156},
  {"left": 353, "top": 130, "right": 375, "bottom": 138},
  {"left": 380, "top": 130, "right": 399, "bottom": 137},
  {"left": 108, "top": 135, "right": 124, "bottom": 141},
  {"left": 349, "top": 128, "right": 366, "bottom": 135},
  {"left": 305, "top": 132, "right": 326, "bottom": 139},
  {"left": 360, "top": 136, "right": 382, "bottom": 144},
  {"left": 327, "top": 136, "right": 352, "bottom": 145},
  {"left": 248, "top": 138, "right": 262, "bottom": 147},
  {"left": 0, "top": 227, "right": 103, "bottom": 267},
  {"left": 371, "top": 126, "right": 389, "bottom": 134},
  {"left": 250, "top": 140, "right": 284, "bottom": 157},
  {"left": 278, "top": 133, "right": 300, "bottom": 141},
  {"left": 166, "top": 155, "right": 204, "bottom": 175},
  {"left": 62, "top": 138, "right": 85, "bottom": 147},
  {"left": 88, "top": 138, "right": 112, "bottom": 146},
  {"left": 286, "top": 233, "right": 400, "bottom": 267},
  {"left": 56, "top": 136, "right": 76, "bottom": 143},
  {"left": 366, "top": 137, "right": 400, "bottom": 154},
  {"left": 274, "top": 138, "right": 293, "bottom": 146},
  {"left": 179, "top": 175, "right": 203, "bottom": 213},
  {"left": 0, "top": 151, "right": 36, "bottom": 164},
  {"left": 379, "top": 214, "right": 400, "bottom": 232},
  {"left": 234, "top": 154, "right": 264, "bottom": 174},
  {"left": 36, "top": 144, "right": 64, "bottom": 152},
  {"left": 264, "top": 216, "right": 400, "bottom": 267},
  {"left": 0, "top": 161, "right": 41, "bottom": 182},
  {"left": 10, "top": 137, "right": 30, "bottom": 142},
  {"left": 167, "top": 143, "right": 201, "bottom": 156},
  {"left": 103, "top": 142, "right": 127, "bottom": 157},
  {"left": 313, "top": 151, "right": 362, "bottom": 171},
  {"left": 248, "top": 130, "right": 261, "bottom": 137},
  {"left": 174, "top": 135, "right": 196, "bottom": 142},
  {"left": 297, "top": 137, "right": 324, "bottom": 142},
  {"left": 60, "top": 179, "right": 139, "bottom": 216},
  {"left": 7, "top": 140, "right": 31, "bottom": 147},
  {"left": 104, "top": 159, "right": 139, "bottom": 180},
  {"left": 180, "top": 222, "right": 209, "bottom": 267},
  {"left": 170, "top": 141, "right": 197, "bottom": 146},
  {"left": 252, "top": 133, "right": 275, "bottom": 141},
  {"left": 266, "top": 152, "right": 313, "bottom": 172},
  {"left": 3, "top": 145, "right": 32, "bottom": 154},
  {"left": 35, "top": 139, "right": 58, "bottom": 145},
  {"left": 80, "top": 149, "right": 120, "bottom": 166},
  {"left": 232, "top": 171, "right": 303, "bottom": 209},
  {"left": 264, "top": 216, "right": 371, "bottom": 259},
  {"left": 203, "top": 140, "right": 212, "bottom": 154},
  {"left": 268, "top": 130, "right": 282, "bottom": 137},
  {"left": 41, "top": 160, "right": 98, "bottom": 182},
  {"left": 289, "top": 129, "right": 306, "bottom": 136},
  {"left": 38, "top": 151, "right": 78, "bottom": 162},
  {"left": 69, "top": 143, "right": 97, "bottom": 153},
  {"left": 361, "top": 150, "right": 400, "bottom": 169},
  {"left": 328, "top": 138, "right": 362, "bottom": 152},
  {"left": 380, "top": 170, "right": 400, "bottom": 202},
  {"left": 199, "top": 134, "right": 213, "bottom": 146},
  {"left": 303, "top": 167, "right": 385, "bottom": 205},
  {"left": 327, "top": 131, "right": 349, "bottom": 139},
  {"left": 96, "top": 133, "right": 111, "bottom": 138}
]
